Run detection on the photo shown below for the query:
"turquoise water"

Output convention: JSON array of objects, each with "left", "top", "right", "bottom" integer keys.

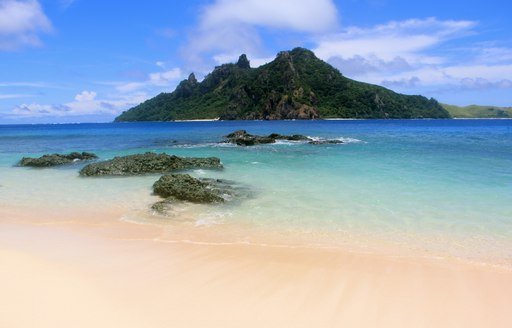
[{"left": 1, "top": 120, "right": 511, "bottom": 264}]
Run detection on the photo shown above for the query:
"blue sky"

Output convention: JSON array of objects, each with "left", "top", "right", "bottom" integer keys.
[{"left": 0, "top": 0, "right": 511, "bottom": 123}]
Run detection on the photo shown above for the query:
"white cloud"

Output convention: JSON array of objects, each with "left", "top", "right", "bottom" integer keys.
[
  {"left": 200, "top": 0, "right": 338, "bottom": 33},
  {"left": 308, "top": 17, "right": 512, "bottom": 94},
  {"left": 381, "top": 77, "right": 421, "bottom": 88},
  {"left": 148, "top": 68, "right": 182, "bottom": 86},
  {"left": 328, "top": 55, "right": 411, "bottom": 77},
  {"left": 183, "top": 0, "right": 338, "bottom": 72},
  {"left": 460, "top": 78, "right": 512, "bottom": 90},
  {"left": 476, "top": 47, "right": 512, "bottom": 64},
  {"left": 443, "top": 64, "right": 512, "bottom": 81},
  {"left": 314, "top": 18, "right": 476, "bottom": 67},
  {"left": 0, "top": 81, "right": 49, "bottom": 87},
  {"left": 116, "top": 66, "right": 183, "bottom": 93},
  {"left": 0, "top": 0, "right": 53, "bottom": 50},
  {"left": 212, "top": 53, "right": 273, "bottom": 67},
  {"left": 366, "top": 63, "right": 512, "bottom": 93},
  {"left": 0, "top": 93, "right": 35, "bottom": 99},
  {"left": 116, "top": 82, "right": 144, "bottom": 93},
  {"left": 11, "top": 91, "right": 148, "bottom": 118},
  {"left": 183, "top": 23, "right": 262, "bottom": 71},
  {"left": 74, "top": 90, "right": 96, "bottom": 102}
]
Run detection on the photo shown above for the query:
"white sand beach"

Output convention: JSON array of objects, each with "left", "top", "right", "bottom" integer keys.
[{"left": 1, "top": 206, "right": 511, "bottom": 328}]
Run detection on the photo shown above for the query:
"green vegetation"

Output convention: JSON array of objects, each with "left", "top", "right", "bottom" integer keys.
[
  {"left": 115, "top": 48, "right": 450, "bottom": 121},
  {"left": 442, "top": 104, "right": 512, "bottom": 118}
]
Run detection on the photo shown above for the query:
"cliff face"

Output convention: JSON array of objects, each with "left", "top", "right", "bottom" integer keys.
[{"left": 115, "top": 48, "right": 450, "bottom": 121}]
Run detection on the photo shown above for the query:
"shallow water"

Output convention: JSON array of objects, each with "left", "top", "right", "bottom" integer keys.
[{"left": 1, "top": 120, "right": 511, "bottom": 265}]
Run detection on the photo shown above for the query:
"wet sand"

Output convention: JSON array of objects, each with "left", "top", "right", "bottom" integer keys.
[{"left": 1, "top": 207, "right": 512, "bottom": 328}]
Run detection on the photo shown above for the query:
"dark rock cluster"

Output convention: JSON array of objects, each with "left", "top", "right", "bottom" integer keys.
[
  {"left": 224, "top": 130, "right": 343, "bottom": 146},
  {"left": 19, "top": 152, "right": 98, "bottom": 167},
  {"left": 153, "top": 174, "right": 226, "bottom": 204},
  {"left": 18, "top": 129, "right": 346, "bottom": 218},
  {"left": 79, "top": 152, "right": 222, "bottom": 176},
  {"left": 151, "top": 174, "right": 251, "bottom": 213}
]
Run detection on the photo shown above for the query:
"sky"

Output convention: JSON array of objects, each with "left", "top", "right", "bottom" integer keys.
[{"left": 0, "top": 0, "right": 511, "bottom": 123}]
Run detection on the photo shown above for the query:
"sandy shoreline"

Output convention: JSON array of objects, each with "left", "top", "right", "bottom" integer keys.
[{"left": 1, "top": 207, "right": 512, "bottom": 327}]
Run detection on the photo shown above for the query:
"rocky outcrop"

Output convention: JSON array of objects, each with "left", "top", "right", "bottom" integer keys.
[
  {"left": 20, "top": 152, "right": 98, "bottom": 167},
  {"left": 224, "top": 130, "right": 343, "bottom": 146},
  {"left": 152, "top": 174, "right": 226, "bottom": 204},
  {"left": 151, "top": 173, "right": 253, "bottom": 213},
  {"left": 224, "top": 130, "right": 310, "bottom": 146},
  {"left": 225, "top": 130, "right": 276, "bottom": 146},
  {"left": 268, "top": 133, "right": 311, "bottom": 141},
  {"left": 79, "top": 152, "right": 222, "bottom": 176},
  {"left": 236, "top": 54, "right": 251, "bottom": 69}
]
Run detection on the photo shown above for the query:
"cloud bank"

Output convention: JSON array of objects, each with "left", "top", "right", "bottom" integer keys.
[
  {"left": 183, "top": 0, "right": 339, "bottom": 72},
  {"left": 200, "top": 0, "right": 338, "bottom": 33},
  {"left": 0, "top": 0, "right": 52, "bottom": 50},
  {"left": 11, "top": 90, "right": 147, "bottom": 119},
  {"left": 312, "top": 17, "right": 512, "bottom": 94}
]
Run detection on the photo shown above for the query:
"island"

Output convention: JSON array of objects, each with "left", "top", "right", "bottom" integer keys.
[{"left": 115, "top": 48, "right": 450, "bottom": 121}]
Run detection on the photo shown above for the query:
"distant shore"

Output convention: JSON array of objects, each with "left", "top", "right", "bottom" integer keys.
[
  {"left": 129, "top": 117, "right": 512, "bottom": 123},
  {"left": 452, "top": 117, "right": 512, "bottom": 120},
  {"left": 173, "top": 118, "right": 220, "bottom": 122}
]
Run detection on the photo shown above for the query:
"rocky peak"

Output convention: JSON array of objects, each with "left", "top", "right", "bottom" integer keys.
[
  {"left": 289, "top": 47, "right": 316, "bottom": 59},
  {"left": 236, "top": 54, "right": 250, "bottom": 69},
  {"left": 277, "top": 51, "right": 291, "bottom": 60},
  {"left": 187, "top": 73, "right": 197, "bottom": 85},
  {"left": 175, "top": 73, "right": 199, "bottom": 98}
]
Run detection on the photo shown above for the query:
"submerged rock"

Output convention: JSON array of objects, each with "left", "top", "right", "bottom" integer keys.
[
  {"left": 224, "top": 130, "right": 343, "bottom": 146},
  {"left": 152, "top": 174, "right": 225, "bottom": 204},
  {"left": 19, "top": 152, "right": 98, "bottom": 167},
  {"left": 79, "top": 152, "right": 222, "bottom": 176},
  {"left": 151, "top": 174, "right": 252, "bottom": 214}
]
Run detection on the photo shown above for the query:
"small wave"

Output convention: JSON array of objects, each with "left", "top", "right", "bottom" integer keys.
[
  {"left": 307, "top": 136, "right": 322, "bottom": 142},
  {"left": 161, "top": 137, "right": 364, "bottom": 149},
  {"left": 195, "top": 210, "right": 232, "bottom": 227},
  {"left": 194, "top": 169, "right": 207, "bottom": 175},
  {"left": 273, "top": 140, "right": 304, "bottom": 145},
  {"left": 307, "top": 136, "right": 365, "bottom": 144},
  {"left": 336, "top": 137, "right": 365, "bottom": 144}
]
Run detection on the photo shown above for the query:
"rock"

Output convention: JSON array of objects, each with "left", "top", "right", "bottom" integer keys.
[
  {"left": 224, "top": 130, "right": 345, "bottom": 146},
  {"left": 79, "top": 152, "right": 222, "bottom": 176},
  {"left": 225, "top": 130, "right": 249, "bottom": 139},
  {"left": 267, "top": 133, "right": 310, "bottom": 141},
  {"left": 19, "top": 152, "right": 98, "bottom": 167},
  {"left": 236, "top": 54, "right": 251, "bottom": 69},
  {"left": 225, "top": 130, "right": 275, "bottom": 146},
  {"left": 151, "top": 199, "right": 175, "bottom": 213},
  {"left": 308, "top": 140, "right": 344, "bottom": 145},
  {"left": 152, "top": 174, "right": 225, "bottom": 204},
  {"left": 151, "top": 174, "right": 253, "bottom": 214},
  {"left": 225, "top": 130, "right": 309, "bottom": 146}
]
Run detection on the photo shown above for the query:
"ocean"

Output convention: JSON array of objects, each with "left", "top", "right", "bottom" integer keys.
[{"left": 1, "top": 120, "right": 511, "bottom": 266}]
